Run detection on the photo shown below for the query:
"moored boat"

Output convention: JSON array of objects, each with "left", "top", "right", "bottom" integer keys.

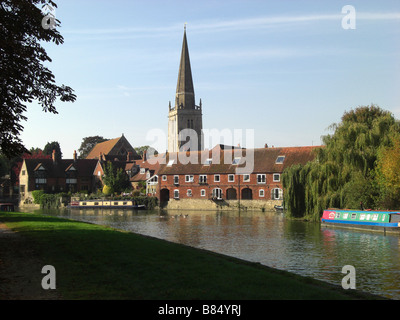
[
  {"left": 68, "top": 200, "right": 146, "bottom": 210},
  {"left": 321, "top": 209, "right": 400, "bottom": 234}
]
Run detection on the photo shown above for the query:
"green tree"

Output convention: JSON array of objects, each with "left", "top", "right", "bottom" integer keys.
[
  {"left": 0, "top": 153, "right": 11, "bottom": 177},
  {"left": 102, "top": 161, "right": 130, "bottom": 195},
  {"left": 0, "top": 0, "right": 76, "bottom": 158},
  {"left": 282, "top": 105, "right": 399, "bottom": 220},
  {"left": 134, "top": 146, "right": 158, "bottom": 158},
  {"left": 78, "top": 136, "right": 108, "bottom": 159},
  {"left": 375, "top": 132, "right": 400, "bottom": 208}
]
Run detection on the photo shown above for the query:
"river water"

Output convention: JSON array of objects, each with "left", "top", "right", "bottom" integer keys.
[{"left": 32, "top": 208, "right": 400, "bottom": 299}]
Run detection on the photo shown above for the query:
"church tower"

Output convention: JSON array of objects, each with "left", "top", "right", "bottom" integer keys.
[{"left": 168, "top": 26, "right": 203, "bottom": 153}]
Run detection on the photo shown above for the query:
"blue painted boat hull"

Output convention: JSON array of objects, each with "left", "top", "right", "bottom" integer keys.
[{"left": 321, "top": 209, "right": 400, "bottom": 234}]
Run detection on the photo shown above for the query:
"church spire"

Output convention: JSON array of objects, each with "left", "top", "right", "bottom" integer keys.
[{"left": 175, "top": 25, "right": 195, "bottom": 109}]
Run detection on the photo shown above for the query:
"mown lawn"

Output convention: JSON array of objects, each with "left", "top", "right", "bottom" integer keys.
[{"left": 0, "top": 211, "right": 383, "bottom": 300}]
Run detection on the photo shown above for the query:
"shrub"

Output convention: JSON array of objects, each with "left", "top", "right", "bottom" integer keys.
[{"left": 32, "top": 190, "right": 45, "bottom": 204}]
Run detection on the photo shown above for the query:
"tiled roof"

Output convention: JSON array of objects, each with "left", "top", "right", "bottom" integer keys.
[
  {"left": 86, "top": 138, "right": 121, "bottom": 159},
  {"left": 24, "top": 159, "right": 98, "bottom": 178},
  {"left": 156, "top": 146, "right": 320, "bottom": 175}
]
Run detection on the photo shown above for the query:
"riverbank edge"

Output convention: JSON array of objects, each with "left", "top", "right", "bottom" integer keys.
[{"left": 0, "top": 211, "right": 387, "bottom": 300}]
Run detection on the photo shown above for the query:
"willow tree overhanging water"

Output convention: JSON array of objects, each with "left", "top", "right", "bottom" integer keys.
[{"left": 282, "top": 105, "right": 400, "bottom": 221}]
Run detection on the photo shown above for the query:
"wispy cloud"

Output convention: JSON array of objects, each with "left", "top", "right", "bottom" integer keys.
[{"left": 63, "top": 12, "right": 400, "bottom": 38}]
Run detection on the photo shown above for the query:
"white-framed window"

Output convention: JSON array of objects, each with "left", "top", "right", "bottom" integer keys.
[
  {"left": 212, "top": 188, "right": 222, "bottom": 199},
  {"left": 228, "top": 174, "right": 235, "bottom": 182},
  {"left": 271, "top": 188, "right": 283, "bottom": 200},
  {"left": 140, "top": 168, "right": 146, "bottom": 174},
  {"left": 185, "top": 175, "right": 194, "bottom": 183},
  {"left": 201, "top": 189, "right": 206, "bottom": 197},
  {"left": 259, "top": 189, "right": 265, "bottom": 197},
  {"left": 257, "top": 174, "right": 266, "bottom": 184},
  {"left": 162, "top": 175, "right": 167, "bottom": 181},
  {"left": 243, "top": 174, "right": 250, "bottom": 182},
  {"left": 204, "top": 158, "right": 212, "bottom": 165},
  {"left": 174, "top": 175, "right": 179, "bottom": 184},
  {"left": 187, "top": 189, "right": 192, "bottom": 197},
  {"left": 199, "top": 175, "right": 207, "bottom": 184},
  {"left": 214, "top": 174, "right": 220, "bottom": 182},
  {"left": 273, "top": 173, "right": 280, "bottom": 182},
  {"left": 174, "top": 189, "right": 179, "bottom": 199}
]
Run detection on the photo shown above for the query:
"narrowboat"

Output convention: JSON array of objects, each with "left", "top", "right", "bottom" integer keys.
[
  {"left": 68, "top": 200, "right": 146, "bottom": 210},
  {"left": 321, "top": 209, "right": 400, "bottom": 234}
]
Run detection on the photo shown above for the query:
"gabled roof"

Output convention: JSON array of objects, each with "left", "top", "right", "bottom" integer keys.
[
  {"left": 86, "top": 137, "right": 121, "bottom": 159},
  {"left": 23, "top": 159, "right": 98, "bottom": 178},
  {"left": 86, "top": 135, "right": 140, "bottom": 160}
]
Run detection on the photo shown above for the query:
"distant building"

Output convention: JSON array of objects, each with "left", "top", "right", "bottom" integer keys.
[
  {"left": 86, "top": 134, "right": 141, "bottom": 161},
  {"left": 157, "top": 145, "right": 319, "bottom": 208},
  {"left": 19, "top": 150, "right": 98, "bottom": 204},
  {"left": 168, "top": 27, "right": 203, "bottom": 153}
]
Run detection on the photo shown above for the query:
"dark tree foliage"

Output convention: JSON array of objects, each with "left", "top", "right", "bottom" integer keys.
[
  {"left": 0, "top": 0, "right": 76, "bottom": 158},
  {"left": 43, "top": 140, "right": 62, "bottom": 159}
]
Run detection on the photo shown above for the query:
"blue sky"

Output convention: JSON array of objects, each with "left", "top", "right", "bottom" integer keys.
[{"left": 21, "top": 0, "right": 400, "bottom": 158}]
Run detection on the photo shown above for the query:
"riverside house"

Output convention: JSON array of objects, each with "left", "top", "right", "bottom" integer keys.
[
  {"left": 156, "top": 144, "right": 319, "bottom": 210},
  {"left": 19, "top": 150, "right": 98, "bottom": 205}
]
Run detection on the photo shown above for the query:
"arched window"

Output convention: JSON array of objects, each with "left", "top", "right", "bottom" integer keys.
[
  {"left": 272, "top": 188, "right": 283, "bottom": 200},
  {"left": 212, "top": 188, "right": 223, "bottom": 200}
]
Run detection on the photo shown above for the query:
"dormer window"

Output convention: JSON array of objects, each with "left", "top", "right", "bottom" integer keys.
[
  {"left": 232, "top": 157, "right": 241, "bottom": 165},
  {"left": 140, "top": 168, "right": 145, "bottom": 174},
  {"left": 204, "top": 158, "right": 212, "bottom": 165},
  {"left": 167, "top": 160, "right": 174, "bottom": 167},
  {"left": 275, "top": 156, "right": 285, "bottom": 164}
]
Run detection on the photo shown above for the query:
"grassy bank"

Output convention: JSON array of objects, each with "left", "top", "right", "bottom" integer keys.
[{"left": 0, "top": 211, "right": 383, "bottom": 300}]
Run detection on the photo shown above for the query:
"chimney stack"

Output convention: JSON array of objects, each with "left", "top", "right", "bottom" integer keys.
[
  {"left": 264, "top": 143, "right": 268, "bottom": 148},
  {"left": 73, "top": 150, "right": 77, "bottom": 161},
  {"left": 52, "top": 149, "right": 56, "bottom": 163},
  {"left": 143, "top": 150, "right": 147, "bottom": 161}
]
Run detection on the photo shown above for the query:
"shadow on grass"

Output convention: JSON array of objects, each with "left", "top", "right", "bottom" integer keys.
[
  {"left": 0, "top": 211, "right": 387, "bottom": 300},
  {"left": 0, "top": 212, "right": 72, "bottom": 224}
]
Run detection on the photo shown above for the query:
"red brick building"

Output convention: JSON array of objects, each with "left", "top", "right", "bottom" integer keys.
[{"left": 156, "top": 145, "right": 319, "bottom": 206}]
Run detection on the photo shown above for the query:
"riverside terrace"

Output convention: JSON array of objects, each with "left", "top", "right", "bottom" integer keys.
[{"left": 150, "top": 144, "right": 320, "bottom": 209}]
